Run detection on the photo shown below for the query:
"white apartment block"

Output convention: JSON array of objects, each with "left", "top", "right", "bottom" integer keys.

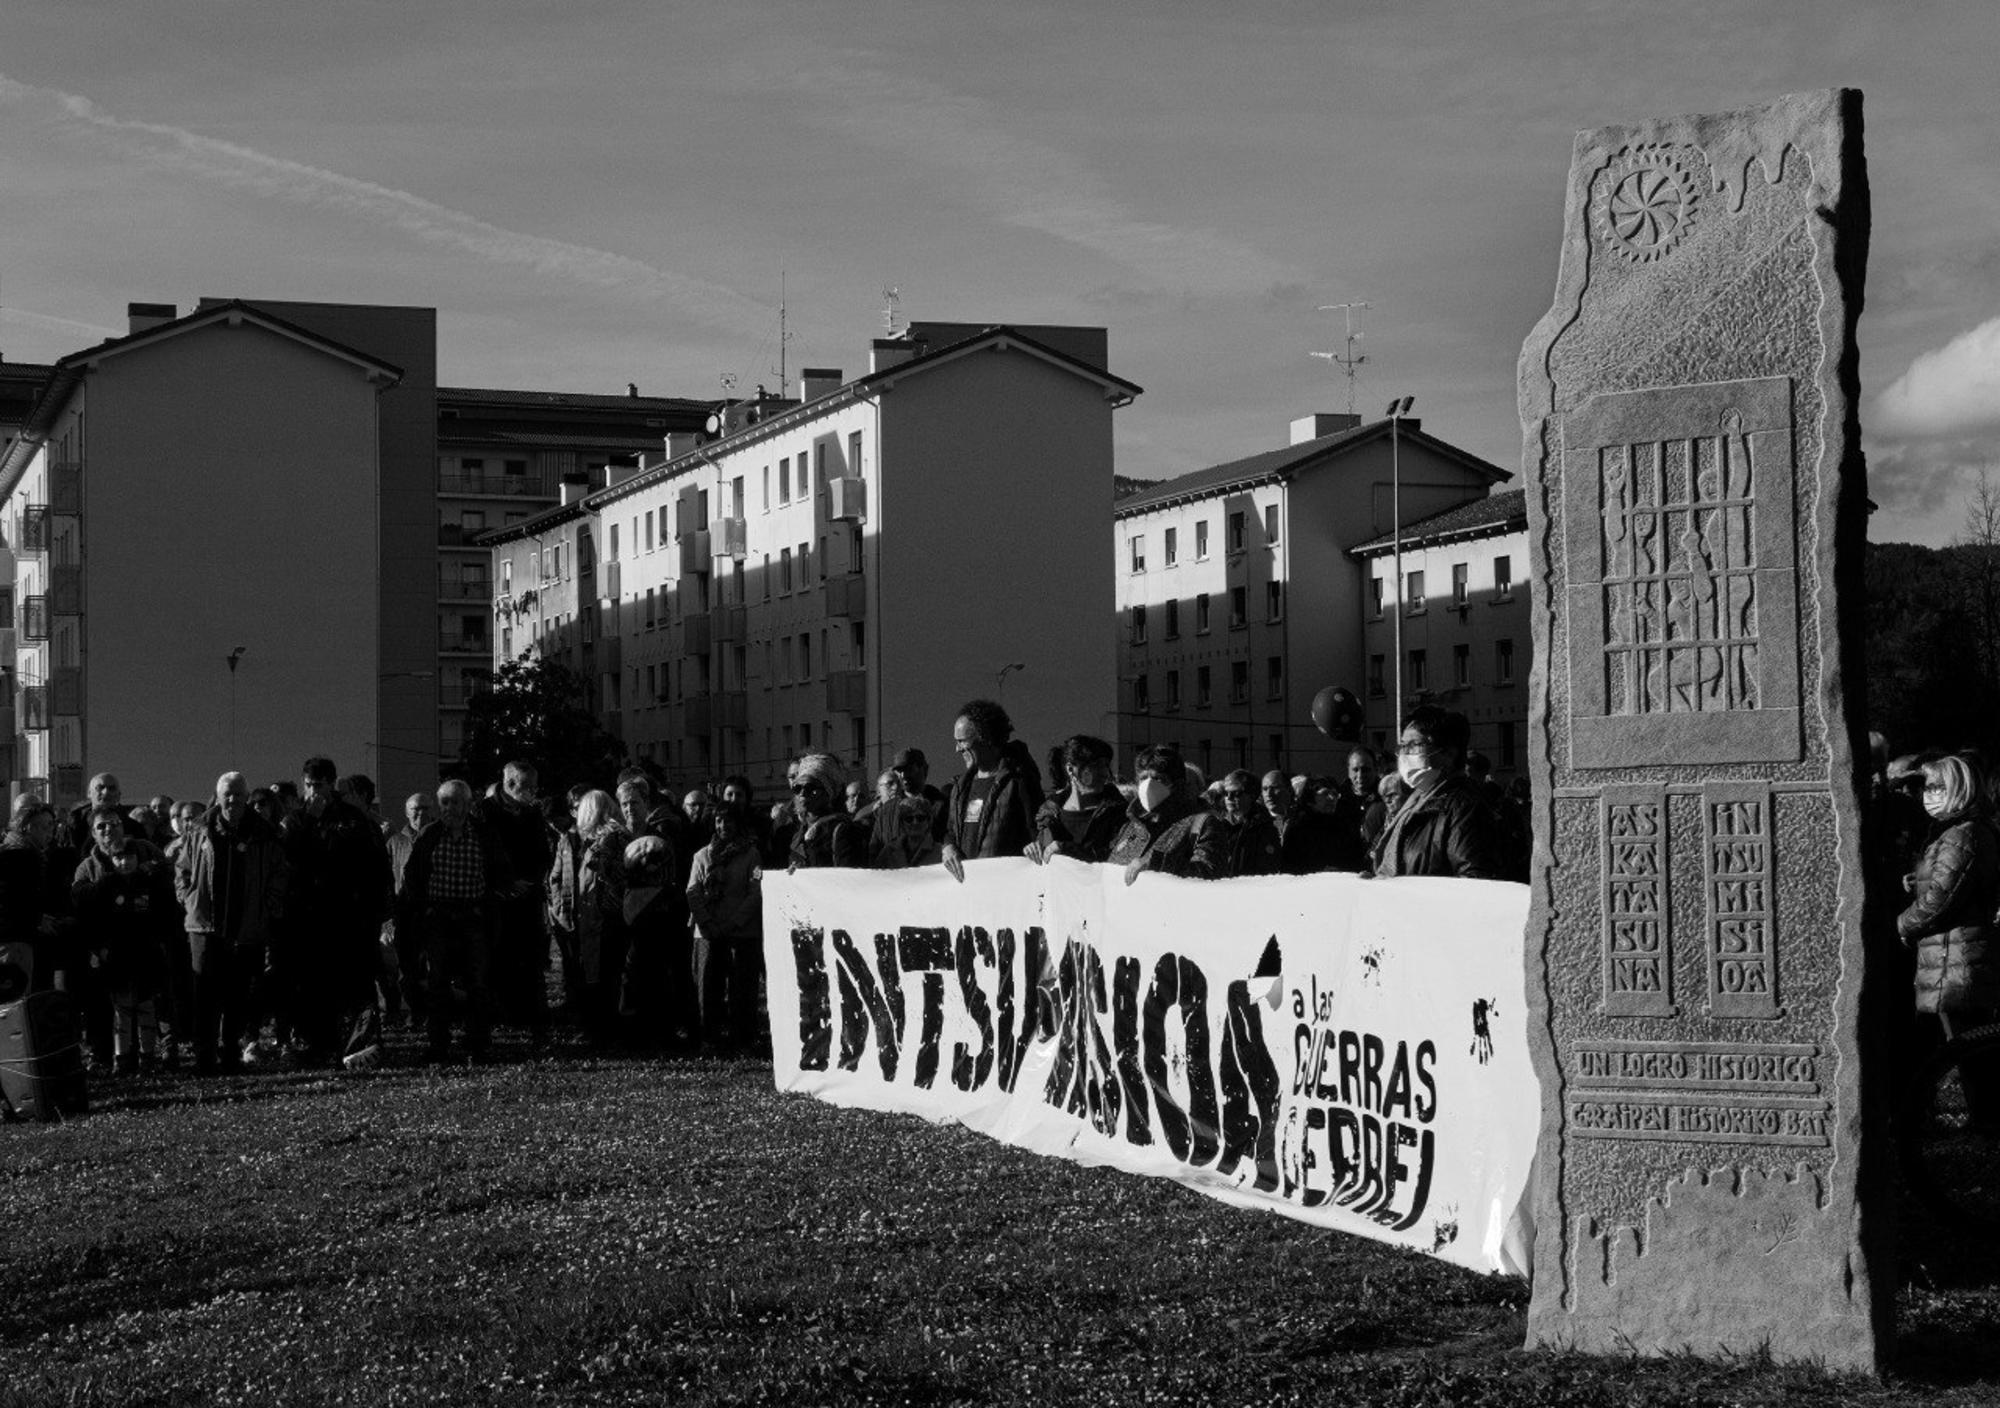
[
  {"left": 488, "top": 323, "right": 1140, "bottom": 791},
  {"left": 1115, "top": 413, "right": 1509, "bottom": 783},
  {"left": 1351, "top": 490, "right": 1531, "bottom": 774}
]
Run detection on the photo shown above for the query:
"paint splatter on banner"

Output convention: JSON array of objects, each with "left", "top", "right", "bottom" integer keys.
[{"left": 765, "top": 857, "right": 1535, "bottom": 1276}]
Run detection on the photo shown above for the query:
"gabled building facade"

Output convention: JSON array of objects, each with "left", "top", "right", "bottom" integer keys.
[
  {"left": 1114, "top": 414, "right": 1509, "bottom": 782},
  {"left": 489, "top": 322, "right": 1140, "bottom": 791}
]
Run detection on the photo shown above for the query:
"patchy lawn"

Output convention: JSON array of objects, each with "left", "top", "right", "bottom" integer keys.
[{"left": 1, "top": 1031, "right": 1995, "bottom": 1406}]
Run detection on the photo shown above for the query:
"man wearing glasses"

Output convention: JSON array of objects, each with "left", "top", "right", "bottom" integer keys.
[{"left": 1368, "top": 706, "right": 1507, "bottom": 880}]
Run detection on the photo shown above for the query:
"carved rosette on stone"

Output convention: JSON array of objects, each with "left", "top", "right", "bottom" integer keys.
[{"left": 1517, "top": 91, "right": 1885, "bottom": 1368}]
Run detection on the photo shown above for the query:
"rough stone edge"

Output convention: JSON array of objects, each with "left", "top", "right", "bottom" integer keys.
[{"left": 1513, "top": 89, "right": 1886, "bottom": 1371}]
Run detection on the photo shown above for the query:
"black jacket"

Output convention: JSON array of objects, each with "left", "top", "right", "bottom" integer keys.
[
  {"left": 947, "top": 756, "right": 1040, "bottom": 860},
  {"left": 1369, "top": 774, "right": 1507, "bottom": 880},
  {"left": 1033, "top": 790, "right": 1127, "bottom": 864}
]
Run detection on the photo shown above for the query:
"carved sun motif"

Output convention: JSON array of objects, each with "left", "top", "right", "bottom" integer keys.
[{"left": 1598, "top": 148, "right": 1700, "bottom": 263}]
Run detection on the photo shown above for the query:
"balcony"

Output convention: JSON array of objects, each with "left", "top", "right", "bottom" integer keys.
[
  {"left": 684, "top": 692, "right": 714, "bottom": 735},
  {"left": 712, "top": 604, "right": 746, "bottom": 643},
  {"left": 597, "top": 561, "right": 621, "bottom": 602},
  {"left": 49, "top": 461, "right": 80, "bottom": 514},
  {"left": 438, "top": 632, "right": 492, "bottom": 657},
  {"left": 828, "top": 477, "right": 866, "bottom": 522},
  {"left": 596, "top": 635, "right": 620, "bottom": 671},
  {"left": 439, "top": 579, "right": 492, "bottom": 602},
  {"left": 825, "top": 668, "right": 866, "bottom": 715},
  {"left": 47, "top": 564, "right": 81, "bottom": 616},
  {"left": 683, "top": 612, "right": 712, "bottom": 655},
  {"left": 52, "top": 765, "right": 82, "bottom": 804},
  {"left": 20, "top": 684, "right": 47, "bottom": 732},
  {"left": 17, "top": 505, "right": 48, "bottom": 556},
  {"left": 21, "top": 595, "right": 47, "bottom": 641},
  {"left": 438, "top": 680, "right": 491, "bottom": 709},
  {"left": 716, "top": 517, "right": 748, "bottom": 559},
  {"left": 52, "top": 666, "right": 80, "bottom": 717},
  {"left": 679, "top": 529, "right": 711, "bottom": 574},
  {"left": 438, "top": 473, "right": 554, "bottom": 498},
  {"left": 823, "top": 573, "right": 866, "bottom": 620}
]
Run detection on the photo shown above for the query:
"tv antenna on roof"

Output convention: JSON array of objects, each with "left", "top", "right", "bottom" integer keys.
[
  {"left": 771, "top": 270, "right": 794, "bottom": 398},
  {"left": 1311, "top": 301, "right": 1370, "bottom": 418},
  {"left": 882, "top": 286, "right": 903, "bottom": 336},
  {"left": 719, "top": 371, "right": 739, "bottom": 396}
]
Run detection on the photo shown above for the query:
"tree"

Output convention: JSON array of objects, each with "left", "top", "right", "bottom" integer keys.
[{"left": 456, "top": 653, "right": 625, "bottom": 800}]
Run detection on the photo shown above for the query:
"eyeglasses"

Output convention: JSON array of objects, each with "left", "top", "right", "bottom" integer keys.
[
  {"left": 1923, "top": 782, "right": 1949, "bottom": 795},
  {"left": 1396, "top": 740, "right": 1433, "bottom": 756},
  {"left": 790, "top": 782, "right": 825, "bottom": 796}
]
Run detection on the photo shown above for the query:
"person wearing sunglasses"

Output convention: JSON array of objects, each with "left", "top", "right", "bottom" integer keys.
[{"left": 788, "top": 753, "right": 867, "bottom": 870}]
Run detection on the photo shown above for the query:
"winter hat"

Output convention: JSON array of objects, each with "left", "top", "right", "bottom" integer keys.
[{"left": 794, "top": 752, "right": 848, "bottom": 797}]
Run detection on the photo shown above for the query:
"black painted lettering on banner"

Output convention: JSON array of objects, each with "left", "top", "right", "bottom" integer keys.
[
  {"left": 791, "top": 926, "right": 832, "bottom": 1071},
  {"left": 951, "top": 926, "right": 996, "bottom": 1092}
]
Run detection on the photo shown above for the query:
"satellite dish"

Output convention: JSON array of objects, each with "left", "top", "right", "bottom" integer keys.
[
  {"left": 704, "top": 413, "right": 723, "bottom": 435},
  {"left": 1311, "top": 686, "right": 1363, "bottom": 740}
]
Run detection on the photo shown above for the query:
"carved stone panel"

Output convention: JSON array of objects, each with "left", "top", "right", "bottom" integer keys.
[
  {"left": 1601, "top": 786, "right": 1672, "bottom": 1016},
  {"left": 1516, "top": 91, "right": 1884, "bottom": 1371},
  {"left": 1564, "top": 378, "right": 1800, "bottom": 769}
]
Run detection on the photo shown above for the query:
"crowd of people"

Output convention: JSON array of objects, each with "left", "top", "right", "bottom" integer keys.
[{"left": 0, "top": 698, "right": 1531, "bottom": 1080}]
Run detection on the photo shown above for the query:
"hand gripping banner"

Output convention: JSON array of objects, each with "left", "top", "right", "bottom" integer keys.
[{"left": 765, "top": 857, "right": 1536, "bottom": 1275}]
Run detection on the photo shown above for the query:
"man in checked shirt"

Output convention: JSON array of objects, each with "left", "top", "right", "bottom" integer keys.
[{"left": 396, "top": 779, "right": 522, "bottom": 1063}]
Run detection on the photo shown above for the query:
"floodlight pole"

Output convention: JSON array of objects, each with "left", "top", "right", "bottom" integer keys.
[{"left": 1389, "top": 398, "right": 1413, "bottom": 731}]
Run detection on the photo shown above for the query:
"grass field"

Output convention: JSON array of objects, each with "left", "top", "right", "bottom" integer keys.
[{"left": 2, "top": 1030, "right": 1997, "bottom": 1407}]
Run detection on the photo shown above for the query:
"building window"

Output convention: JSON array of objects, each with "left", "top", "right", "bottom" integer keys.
[
  {"left": 783, "top": 724, "right": 795, "bottom": 757},
  {"left": 1165, "top": 599, "right": 1181, "bottom": 639},
  {"left": 1166, "top": 669, "right": 1181, "bottom": 710},
  {"left": 848, "top": 431, "right": 864, "bottom": 476},
  {"left": 1129, "top": 605, "right": 1148, "bottom": 645},
  {"left": 1409, "top": 649, "right": 1428, "bottom": 692},
  {"left": 1265, "top": 581, "right": 1283, "bottom": 622},
  {"left": 1269, "top": 733, "right": 1284, "bottom": 772},
  {"left": 644, "top": 586, "right": 656, "bottom": 629},
  {"left": 1266, "top": 655, "right": 1283, "bottom": 700},
  {"left": 1230, "top": 661, "right": 1248, "bottom": 703},
  {"left": 1371, "top": 576, "right": 1384, "bottom": 617},
  {"left": 1264, "top": 503, "right": 1279, "bottom": 543},
  {"left": 608, "top": 524, "right": 620, "bottom": 561},
  {"left": 1229, "top": 586, "right": 1248, "bottom": 628},
  {"left": 780, "top": 547, "right": 792, "bottom": 594},
  {"left": 1195, "top": 520, "right": 1209, "bottom": 559},
  {"left": 796, "top": 454, "right": 808, "bottom": 500},
  {"left": 1369, "top": 655, "right": 1386, "bottom": 697},
  {"left": 1198, "top": 739, "right": 1212, "bottom": 778},
  {"left": 1495, "top": 555, "right": 1513, "bottom": 598},
  {"left": 1497, "top": 638, "right": 1516, "bottom": 685},
  {"left": 1130, "top": 535, "right": 1146, "bottom": 573},
  {"left": 1197, "top": 665, "right": 1212, "bottom": 708},
  {"left": 1229, "top": 510, "right": 1246, "bottom": 554},
  {"left": 644, "top": 515, "right": 654, "bottom": 551},
  {"left": 1134, "top": 675, "right": 1150, "bottom": 713},
  {"left": 1195, "top": 593, "right": 1211, "bottom": 633},
  {"left": 1498, "top": 721, "right": 1517, "bottom": 770},
  {"left": 762, "top": 466, "right": 771, "bottom": 512},
  {"left": 1452, "top": 562, "right": 1469, "bottom": 607},
  {"left": 779, "top": 460, "right": 791, "bottom": 505},
  {"left": 1406, "top": 569, "right": 1426, "bottom": 613},
  {"left": 798, "top": 542, "right": 810, "bottom": 582},
  {"left": 1164, "top": 527, "right": 1178, "bottom": 566},
  {"left": 500, "top": 560, "right": 512, "bottom": 590},
  {"left": 814, "top": 442, "right": 828, "bottom": 487},
  {"left": 1453, "top": 643, "right": 1470, "bottom": 688},
  {"left": 800, "top": 632, "right": 812, "bottom": 680}
]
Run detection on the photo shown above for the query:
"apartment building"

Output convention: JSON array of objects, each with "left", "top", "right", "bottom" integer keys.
[
  {"left": 435, "top": 386, "right": 708, "bottom": 762},
  {"left": 0, "top": 301, "right": 399, "bottom": 804},
  {"left": 1351, "top": 489, "right": 1530, "bottom": 771},
  {"left": 489, "top": 321, "right": 1140, "bottom": 790},
  {"left": 1114, "top": 413, "right": 1509, "bottom": 782}
]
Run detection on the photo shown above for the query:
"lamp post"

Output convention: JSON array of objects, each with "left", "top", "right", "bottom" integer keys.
[
  {"left": 996, "top": 662, "right": 1026, "bottom": 698},
  {"left": 1387, "top": 397, "right": 1414, "bottom": 730},
  {"left": 225, "top": 646, "right": 246, "bottom": 759}
]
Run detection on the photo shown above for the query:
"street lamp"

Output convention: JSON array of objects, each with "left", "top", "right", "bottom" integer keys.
[
  {"left": 225, "top": 646, "right": 247, "bottom": 758},
  {"left": 1387, "top": 397, "right": 1414, "bottom": 729},
  {"left": 996, "top": 662, "right": 1026, "bottom": 696}
]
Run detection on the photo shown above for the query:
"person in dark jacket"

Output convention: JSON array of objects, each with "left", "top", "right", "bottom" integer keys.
[
  {"left": 1282, "top": 776, "right": 1368, "bottom": 874},
  {"left": 0, "top": 797, "right": 63, "bottom": 997},
  {"left": 942, "top": 699, "right": 1040, "bottom": 881},
  {"left": 74, "top": 806, "right": 178, "bottom": 1075},
  {"left": 1898, "top": 752, "right": 2000, "bottom": 1124},
  {"left": 1108, "top": 745, "right": 1226, "bottom": 884},
  {"left": 1215, "top": 769, "right": 1283, "bottom": 877},
  {"left": 176, "top": 773, "right": 290, "bottom": 1072},
  {"left": 478, "top": 761, "right": 557, "bottom": 1045},
  {"left": 282, "top": 756, "right": 395, "bottom": 1066},
  {"left": 397, "top": 779, "right": 520, "bottom": 1063},
  {"left": 789, "top": 753, "right": 868, "bottom": 869},
  {"left": 1028, "top": 734, "right": 1127, "bottom": 865},
  {"left": 1370, "top": 707, "right": 1507, "bottom": 880},
  {"left": 686, "top": 806, "right": 764, "bottom": 1050}
]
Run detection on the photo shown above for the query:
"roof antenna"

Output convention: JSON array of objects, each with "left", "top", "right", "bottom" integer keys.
[
  {"left": 773, "top": 270, "right": 793, "bottom": 398},
  {"left": 1311, "top": 301, "right": 1370, "bottom": 418},
  {"left": 882, "top": 286, "right": 903, "bottom": 337}
]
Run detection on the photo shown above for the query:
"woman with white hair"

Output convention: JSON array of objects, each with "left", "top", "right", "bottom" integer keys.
[
  {"left": 571, "top": 789, "right": 631, "bottom": 1048},
  {"left": 1899, "top": 753, "right": 2000, "bottom": 1122},
  {"left": 788, "top": 753, "right": 867, "bottom": 869}
]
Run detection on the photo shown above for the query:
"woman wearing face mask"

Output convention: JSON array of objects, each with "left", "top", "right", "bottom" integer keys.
[
  {"left": 1368, "top": 706, "right": 1506, "bottom": 880},
  {"left": 1026, "top": 735, "right": 1127, "bottom": 865},
  {"left": 1106, "top": 745, "right": 1226, "bottom": 885},
  {"left": 1898, "top": 753, "right": 2000, "bottom": 1123}
]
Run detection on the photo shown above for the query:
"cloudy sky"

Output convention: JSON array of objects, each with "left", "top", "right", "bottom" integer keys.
[{"left": 2, "top": 0, "right": 1996, "bottom": 546}]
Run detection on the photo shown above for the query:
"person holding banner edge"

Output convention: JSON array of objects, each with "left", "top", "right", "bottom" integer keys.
[{"left": 1368, "top": 706, "right": 1509, "bottom": 881}]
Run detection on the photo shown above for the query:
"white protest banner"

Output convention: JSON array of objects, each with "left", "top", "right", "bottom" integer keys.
[{"left": 764, "top": 857, "right": 1535, "bottom": 1275}]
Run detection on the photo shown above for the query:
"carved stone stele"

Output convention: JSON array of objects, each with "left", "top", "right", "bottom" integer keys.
[{"left": 1517, "top": 90, "right": 1887, "bottom": 1369}]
